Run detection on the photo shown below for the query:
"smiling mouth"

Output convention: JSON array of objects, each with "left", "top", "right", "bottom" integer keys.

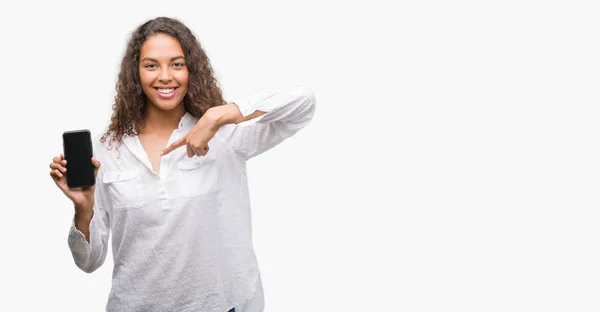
[
  {"left": 155, "top": 87, "right": 177, "bottom": 94},
  {"left": 153, "top": 87, "right": 179, "bottom": 99}
]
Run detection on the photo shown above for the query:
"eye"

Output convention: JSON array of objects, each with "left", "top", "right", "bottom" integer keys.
[
  {"left": 144, "top": 64, "right": 157, "bottom": 69},
  {"left": 173, "top": 62, "right": 186, "bottom": 67}
]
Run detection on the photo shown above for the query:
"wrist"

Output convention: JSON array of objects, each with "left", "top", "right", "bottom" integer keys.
[{"left": 74, "top": 202, "right": 93, "bottom": 216}]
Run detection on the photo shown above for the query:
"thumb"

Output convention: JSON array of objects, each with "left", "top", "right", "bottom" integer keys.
[
  {"left": 92, "top": 157, "right": 101, "bottom": 176},
  {"left": 161, "top": 137, "right": 186, "bottom": 156}
]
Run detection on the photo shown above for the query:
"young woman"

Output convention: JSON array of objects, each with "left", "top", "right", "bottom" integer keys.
[{"left": 48, "top": 16, "right": 315, "bottom": 312}]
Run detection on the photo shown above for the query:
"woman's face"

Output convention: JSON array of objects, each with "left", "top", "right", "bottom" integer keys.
[{"left": 139, "top": 33, "right": 189, "bottom": 112}]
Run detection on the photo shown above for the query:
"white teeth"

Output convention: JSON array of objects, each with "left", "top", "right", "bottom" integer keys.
[{"left": 157, "top": 88, "right": 175, "bottom": 94}]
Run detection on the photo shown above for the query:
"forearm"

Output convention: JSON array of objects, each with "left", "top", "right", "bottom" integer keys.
[
  {"left": 74, "top": 204, "right": 94, "bottom": 243},
  {"left": 206, "top": 103, "right": 266, "bottom": 127},
  {"left": 212, "top": 86, "right": 316, "bottom": 159},
  {"left": 68, "top": 199, "right": 110, "bottom": 273}
]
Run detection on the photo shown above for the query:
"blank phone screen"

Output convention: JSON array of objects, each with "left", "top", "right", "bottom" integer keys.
[{"left": 63, "top": 130, "right": 95, "bottom": 188}]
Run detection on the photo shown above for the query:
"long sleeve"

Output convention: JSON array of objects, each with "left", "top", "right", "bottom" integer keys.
[
  {"left": 67, "top": 170, "right": 111, "bottom": 273},
  {"left": 219, "top": 85, "right": 316, "bottom": 160}
]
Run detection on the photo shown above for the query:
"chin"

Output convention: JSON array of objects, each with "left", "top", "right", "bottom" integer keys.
[{"left": 152, "top": 98, "right": 184, "bottom": 111}]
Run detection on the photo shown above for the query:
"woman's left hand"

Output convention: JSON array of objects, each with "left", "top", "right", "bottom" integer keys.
[{"left": 161, "top": 110, "right": 221, "bottom": 157}]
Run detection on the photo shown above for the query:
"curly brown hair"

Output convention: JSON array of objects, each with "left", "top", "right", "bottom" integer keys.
[{"left": 101, "top": 16, "right": 225, "bottom": 148}]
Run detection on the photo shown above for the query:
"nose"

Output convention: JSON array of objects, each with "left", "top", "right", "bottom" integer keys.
[{"left": 158, "top": 68, "right": 172, "bottom": 83}]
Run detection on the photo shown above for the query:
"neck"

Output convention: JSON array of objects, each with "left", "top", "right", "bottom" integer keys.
[{"left": 140, "top": 103, "right": 186, "bottom": 136}]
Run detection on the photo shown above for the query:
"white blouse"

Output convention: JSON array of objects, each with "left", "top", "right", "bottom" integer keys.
[{"left": 67, "top": 86, "right": 316, "bottom": 312}]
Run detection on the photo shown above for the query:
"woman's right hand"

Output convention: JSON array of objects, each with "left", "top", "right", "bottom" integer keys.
[{"left": 49, "top": 153, "right": 101, "bottom": 211}]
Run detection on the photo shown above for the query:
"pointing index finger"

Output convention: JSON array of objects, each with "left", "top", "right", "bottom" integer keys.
[{"left": 161, "top": 137, "right": 186, "bottom": 156}]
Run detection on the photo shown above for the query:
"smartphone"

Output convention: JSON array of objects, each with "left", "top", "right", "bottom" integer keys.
[{"left": 62, "top": 129, "right": 95, "bottom": 188}]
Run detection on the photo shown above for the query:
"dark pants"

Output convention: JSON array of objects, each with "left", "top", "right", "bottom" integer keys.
[{"left": 229, "top": 309, "right": 235, "bottom": 312}]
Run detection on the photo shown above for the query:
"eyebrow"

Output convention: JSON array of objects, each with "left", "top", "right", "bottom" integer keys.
[{"left": 141, "top": 56, "right": 185, "bottom": 62}]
